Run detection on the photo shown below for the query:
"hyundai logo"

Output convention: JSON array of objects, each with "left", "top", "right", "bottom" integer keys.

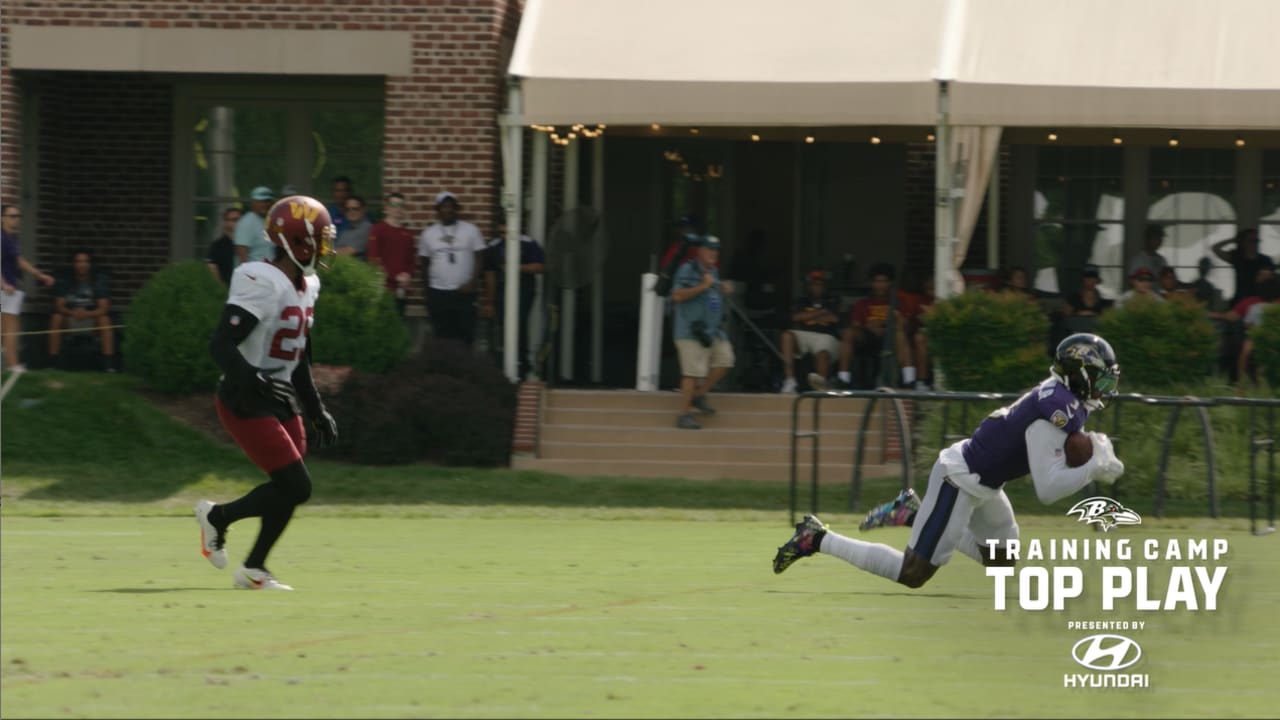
[{"left": 1071, "top": 634, "right": 1142, "bottom": 671}]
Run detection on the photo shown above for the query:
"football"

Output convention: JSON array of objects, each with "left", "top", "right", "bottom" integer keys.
[{"left": 1064, "top": 431, "right": 1093, "bottom": 467}]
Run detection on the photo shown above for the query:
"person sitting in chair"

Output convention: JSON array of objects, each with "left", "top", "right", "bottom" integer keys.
[
  {"left": 48, "top": 249, "right": 115, "bottom": 371},
  {"left": 779, "top": 270, "right": 841, "bottom": 393}
]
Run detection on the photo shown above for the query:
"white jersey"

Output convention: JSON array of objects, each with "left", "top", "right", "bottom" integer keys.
[{"left": 225, "top": 261, "right": 320, "bottom": 381}]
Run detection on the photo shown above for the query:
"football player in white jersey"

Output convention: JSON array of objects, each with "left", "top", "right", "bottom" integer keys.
[{"left": 193, "top": 195, "right": 339, "bottom": 591}]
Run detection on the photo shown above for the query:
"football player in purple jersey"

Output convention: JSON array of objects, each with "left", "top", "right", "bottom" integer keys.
[{"left": 773, "top": 333, "right": 1125, "bottom": 588}]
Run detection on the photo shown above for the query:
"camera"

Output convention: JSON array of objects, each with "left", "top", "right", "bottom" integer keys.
[{"left": 691, "top": 320, "right": 713, "bottom": 348}]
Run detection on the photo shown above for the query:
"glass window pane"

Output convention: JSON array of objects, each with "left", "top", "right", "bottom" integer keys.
[
  {"left": 1033, "top": 146, "right": 1124, "bottom": 295},
  {"left": 1146, "top": 147, "right": 1236, "bottom": 299},
  {"left": 193, "top": 105, "right": 288, "bottom": 202}
]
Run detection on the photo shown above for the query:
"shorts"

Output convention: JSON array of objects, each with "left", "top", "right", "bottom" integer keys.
[
  {"left": 790, "top": 329, "right": 840, "bottom": 360},
  {"left": 908, "top": 453, "right": 1019, "bottom": 567},
  {"left": 1, "top": 288, "right": 24, "bottom": 316},
  {"left": 674, "top": 337, "right": 735, "bottom": 379},
  {"left": 215, "top": 396, "right": 307, "bottom": 473}
]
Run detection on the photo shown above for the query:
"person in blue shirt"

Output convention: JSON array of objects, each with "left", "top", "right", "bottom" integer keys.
[
  {"left": 670, "top": 235, "right": 735, "bottom": 430},
  {"left": 773, "top": 333, "right": 1126, "bottom": 589}
]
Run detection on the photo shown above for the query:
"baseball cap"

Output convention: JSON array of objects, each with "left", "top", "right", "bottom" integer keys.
[
  {"left": 435, "top": 191, "right": 459, "bottom": 207},
  {"left": 1082, "top": 264, "right": 1101, "bottom": 279},
  {"left": 250, "top": 186, "right": 276, "bottom": 201},
  {"left": 280, "top": 184, "right": 300, "bottom": 196},
  {"left": 1130, "top": 267, "right": 1155, "bottom": 281},
  {"left": 701, "top": 235, "right": 721, "bottom": 250}
]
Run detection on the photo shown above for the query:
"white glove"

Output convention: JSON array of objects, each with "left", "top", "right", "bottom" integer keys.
[{"left": 1086, "top": 431, "right": 1125, "bottom": 485}]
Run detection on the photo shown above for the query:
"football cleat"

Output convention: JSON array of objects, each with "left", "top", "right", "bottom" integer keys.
[
  {"left": 194, "top": 500, "right": 228, "bottom": 569},
  {"left": 859, "top": 488, "right": 921, "bottom": 532},
  {"left": 772, "top": 514, "right": 828, "bottom": 574},
  {"left": 233, "top": 564, "right": 293, "bottom": 591}
]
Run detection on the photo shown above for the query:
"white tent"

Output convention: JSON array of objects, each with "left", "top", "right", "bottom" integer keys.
[{"left": 500, "top": 0, "right": 1280, "bottom": 382}]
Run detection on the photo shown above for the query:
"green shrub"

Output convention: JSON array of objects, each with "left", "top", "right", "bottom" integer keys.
[
  {"left": 923, "top": 290, "right": 1049, "bottom": 391},
  {"left": 311, "top": 255, "right": 409, "bottom": 373},
  {"left": 1249, "top": 303, "right": 1280, "bottom": 391},
  {"left": 321, "top": 338, "right": 518, "bottom": 467},
  {"left": 1095, "top": 293, "right": 1217, "bottom": 392},
  {"left": 124, "top": 261, "right": 226, "bottom": 394}
]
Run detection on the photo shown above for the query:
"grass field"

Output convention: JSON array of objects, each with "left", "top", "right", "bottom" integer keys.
[
  {"left": 2, "top": 510, "right": 1278, "bottom": 719},
  {"left": 2, "top": 371, "right": 1279, "bottom": 718}
]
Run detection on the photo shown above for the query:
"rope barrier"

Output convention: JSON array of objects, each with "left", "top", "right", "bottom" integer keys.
[{"left": 0, "top": 323, "right": 126, "bottom": 337}]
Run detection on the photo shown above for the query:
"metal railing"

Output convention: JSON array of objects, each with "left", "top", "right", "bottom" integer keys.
[{"left": 788, "top": 387, "right": 1278, "bottom": 536}]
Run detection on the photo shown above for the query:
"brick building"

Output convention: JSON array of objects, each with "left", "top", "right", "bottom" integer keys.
[{"left": 1, "top": 0, "right": 522, "bottom": 311}]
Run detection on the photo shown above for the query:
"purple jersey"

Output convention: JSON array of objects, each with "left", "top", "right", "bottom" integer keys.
[{"left": 961, "top": 377, "right": 1088, "bottom": 488}]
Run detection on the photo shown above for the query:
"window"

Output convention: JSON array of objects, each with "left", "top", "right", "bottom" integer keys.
[
  {"left": 1256, "top": 151, "right": 1280, "bottom": 296},
  {"left": 1032, "top": 146, "right": 1124, "bottom": 297},
  {"left": 1146, "top": 148, "right": 1236, "bottom": 298}
]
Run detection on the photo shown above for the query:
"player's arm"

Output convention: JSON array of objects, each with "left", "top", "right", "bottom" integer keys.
[
  {"left": 291, "top": 342, "right": 338, "bottom": 448},
  {"left": 1025, "top": 421, "right": 1123, "bottom": 504}
]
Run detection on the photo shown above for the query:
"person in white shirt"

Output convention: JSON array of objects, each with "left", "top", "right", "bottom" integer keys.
[{"left": 418, "top": 191, "right": 488, "bottom": 344}]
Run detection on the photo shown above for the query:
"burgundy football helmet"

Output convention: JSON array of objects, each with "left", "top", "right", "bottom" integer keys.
[{"left": 263, "top": 195, "right": 335, "bottom": 276}]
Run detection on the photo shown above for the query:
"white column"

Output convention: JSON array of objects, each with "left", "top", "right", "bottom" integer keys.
[
  {"left": 559, "top": 139, "right": 579, "bottom": 381},
  {"left": 500, "top": 85, "right": 524, "bottom": 382},
  {"left": 934, "top": 81, "right": 954, "bottom": 302},
  {"left": 636, "top": 272, "right": 663, "bottom": 391},
  {"left": 590, "top": 136, "right": 605, "bottom": 384},
  {"left": 528, "top": 132, "right": 549, "bottom": 380}
]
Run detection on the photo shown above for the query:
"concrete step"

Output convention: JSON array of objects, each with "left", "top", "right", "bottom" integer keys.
[
  {"left": 538, "top": 423, "right": 877, "bottom": 448},
  {"left": 538, "top": 439, "right": 884, "bottom": 465},
  {"left": 511, "top": 456, "right": 903, "bottom": 483},
  {"left": 544, "top": 389, "right": 875, "bottom": 414},
  {"left": 541, "top": 406, "right": 880, "bottom": 432}
]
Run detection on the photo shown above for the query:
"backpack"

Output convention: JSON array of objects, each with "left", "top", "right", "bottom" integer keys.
[{"left": 653, "top": 236, "right": 697, "bottom": 297}]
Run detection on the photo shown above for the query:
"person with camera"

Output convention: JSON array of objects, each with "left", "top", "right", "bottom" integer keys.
[{"left": 671, "top": 235, "right": 734, "bottom": 430}]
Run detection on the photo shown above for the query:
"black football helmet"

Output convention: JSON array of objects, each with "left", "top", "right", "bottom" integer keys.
[{"left": 1052, "top": 333, "right": 1120, "bottom": 410}]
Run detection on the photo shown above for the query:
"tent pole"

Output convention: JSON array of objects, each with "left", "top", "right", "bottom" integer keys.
[
  {"left": 501, "top": 82, "right": 524, "bottom": 383},
  {"left": 934, "top": 80, "right": 953, "bottom": 302},
  {"left": 986, "top": 149, "right": 1000, "bottom": 271},
  {"left": 591, "top": 136, "right": 605, "bottom": 384},
  {"left": 529, "top": 132, "right": 549, "bottom": 380},
  {"left": 560, "top": 138, "right": 579, "bottom": 381}
]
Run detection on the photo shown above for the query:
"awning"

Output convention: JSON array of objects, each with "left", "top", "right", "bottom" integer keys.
[
  {"left": 509, "top": 0, "right": 945, "bottom": 126},
  {"left": 945, "top": 0, "right": 1280, "bottom": 129},
  {"left": 512, "top": 0, "right": 1280, "bottom": 131}
]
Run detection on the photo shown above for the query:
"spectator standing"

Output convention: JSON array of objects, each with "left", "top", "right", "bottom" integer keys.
[
  {"left": 367, "top": 192, "right": 418, "bottom": 318},
  {"left": 485, "top": 210, "right": 545, "bottom": 379},
  {"left": 1191, "top": 256, "right": 1228, "bottom": 314},
  {"left": 334, "top": 195, "right": 372, "bottom": 259},
  {"left": 47, "top": 249, "right": 115, "bottom": 371},
  {"left": 326, "top": 175, "right": 353, "bottom": 234},
  {"left": 671, "top": 236, "right": 734, "bottom": 430},
  {"left": 206, "top": 207, "right": 241, "bottom": 285},
  {"left": 660, "top": 214, "right": 702, "bottom": 269},
  {"left": 1212, "top": 228, "right": 1275, "bottom": 305},
  {"left": 1238, "top": 278, "right": 1280, "bottom": 386},
  {"left": 779, "top": 270, "right": 841, "bottom": 393},
  {"left": 1, "top": 204, "right": 54, "bottom": 372},
  {"left": 418, "top": 191, "right": 488, "bottom": 345},
  {"left": 1127, "top": 224, "right": 1170, "bottom": 278},
  {"left": 234, "top": 186, "right": 276, "bottom": 264}
]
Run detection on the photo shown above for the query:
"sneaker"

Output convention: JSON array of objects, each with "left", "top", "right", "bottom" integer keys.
[
  {"left": 193, "top": 500, "right": 227, "bottom": 569},
  {"left": 808, "top": 372, "right": 851, "bottom": 392},
  {"left": 859, "top": 488, "right": 921, "bottom": 532},
  {"left": 233, "top": 564, "right": 293, "bottom": 591},
  {"left": 692, "top": 395, "right": 716, "bottom": 415},
  {"left": 772, "top": 514, "right": 829, "bottom": 574},
  {"left": 779, "top": 377, "right": 798, "bottom": 394},
  {"left": 676, "top": 412, "right": 702, "bottom": 430}
]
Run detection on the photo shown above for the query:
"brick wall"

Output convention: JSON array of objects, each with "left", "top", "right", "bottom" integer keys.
[
  {"left": 1, "top": 0, "right": 523, "bottom": 300},
  {"left": 32, "top": 72, "right": 173, "bottom": 303}
]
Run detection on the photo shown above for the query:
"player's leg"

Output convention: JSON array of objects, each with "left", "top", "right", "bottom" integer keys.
[
  {"left": 896, "top": 464, "right": 980, "bottom": 587},
  {"left": 961, "top": 488, "right": 1019, "bottom": 567},
  {"left": 779, "top": 330, "right": 797, "bottom": 392},
  {"left": 47, "top": 312, "right": 65, "bottom": 360}
]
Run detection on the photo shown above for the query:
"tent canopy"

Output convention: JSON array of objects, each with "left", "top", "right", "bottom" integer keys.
[
  {"left": 508, "top": 0, "right": 945, "bottom": 126},
  {"left": 510, "top": 0, "right": 1280, "bottom": 130}
]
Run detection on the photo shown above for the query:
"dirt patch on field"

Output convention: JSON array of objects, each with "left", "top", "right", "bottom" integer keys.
[{"left": 138, "top": 389, "right": 235, "bottom": 445}]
